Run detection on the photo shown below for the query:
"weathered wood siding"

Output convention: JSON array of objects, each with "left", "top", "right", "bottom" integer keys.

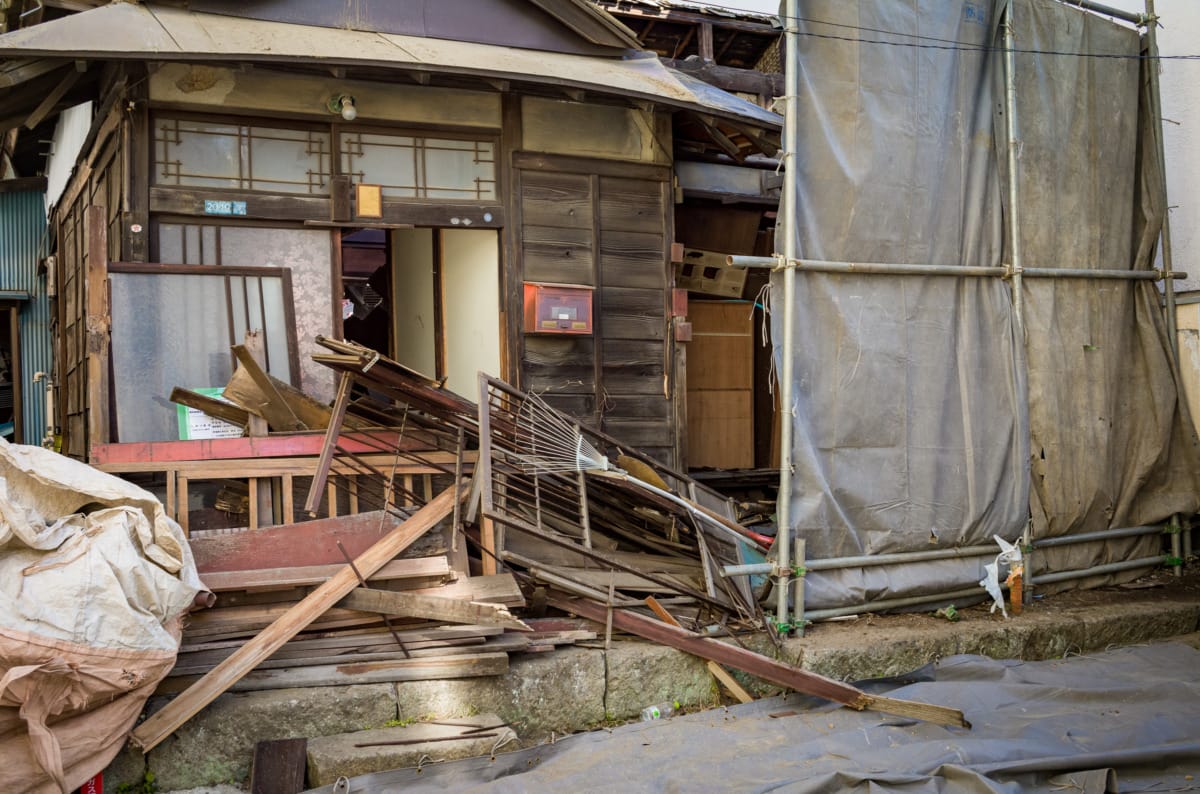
[{"left": 516, "top": 157, "right": 676, "bottom": 466}]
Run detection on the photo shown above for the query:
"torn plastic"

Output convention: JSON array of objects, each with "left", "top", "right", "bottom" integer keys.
[
  {"left": 0, "top": 439, "right": 203, "bottom": 792},
  {"left": 979, "top": 535, "right": 1022, "bottom": 618}
]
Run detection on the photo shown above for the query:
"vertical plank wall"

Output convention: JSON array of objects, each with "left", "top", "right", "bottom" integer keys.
[{"left": 517, "top": 161, "right": 675, "bottom": 466}]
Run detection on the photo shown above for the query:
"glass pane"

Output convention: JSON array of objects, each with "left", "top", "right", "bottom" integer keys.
[
  {"left": 158, "top": 223, "right": 183, "bottom": 264},
  {"left": 423, "top": 138, "right": 496, "bottom": 199},
  {"left": 219, "top": 226, "right": 334, "bottom": 401},
  {"left": 338, "top": 132, "right": 497, "bottom": 200},
  {"left": 201, "top": 226, "right": 219, "bottom": 265},
  {"left": 340, "top": 132, "right": 418, "bottom": 198},
  {"left": 185, "top": 225, "right": 202, "bottom": 264},
  {"left": 154, "top": 117, "right": 330, "bottom": 194},
  {"left": 154, "top": 118, "right": 243, "bottom": 189},
  {"left": 249, "top": 127, "right": 331, "bottom": 194},
  {"left": 110, "top": 273, "right": 232, "bottom": 443},
  {"left": 260, "top": 277, "right": 292, "bottom": 383},
  {"left": 230, "top": 276, "right": 247, "bottom": 343},
  {"left": 245, "top": 277, "right": 264, "bottom": 346}
]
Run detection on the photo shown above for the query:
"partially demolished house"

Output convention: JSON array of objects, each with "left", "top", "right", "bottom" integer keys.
[{"left": 0, "top": 0, "right": 781, "bottom": 499}]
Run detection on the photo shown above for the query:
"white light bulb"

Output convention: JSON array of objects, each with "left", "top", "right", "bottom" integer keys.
[{"left": 340, "top": 97, "right": 357, "bottom": 122}]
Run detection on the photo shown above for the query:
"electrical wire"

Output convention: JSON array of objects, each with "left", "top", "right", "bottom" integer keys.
[{"left": 623, "top": 0, "right": 1200, "bottom": 61}]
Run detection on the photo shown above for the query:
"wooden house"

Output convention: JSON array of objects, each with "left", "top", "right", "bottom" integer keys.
[{"left": 0, "top": 0, "right": 780, "bottom": 528}]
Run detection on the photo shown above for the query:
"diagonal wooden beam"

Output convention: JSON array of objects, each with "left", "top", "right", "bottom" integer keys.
[
  {"left": 131, "top": 482, "right": 467, "bottom": 753},
  {"left": 550, "top": 593, "right": 970, "bottom": 728},
  {"left": 24, "top": 64, "right": 82, "bottom": 129},
  {"left": 689, "top": 112, "right": 745, "bottom": 163}
]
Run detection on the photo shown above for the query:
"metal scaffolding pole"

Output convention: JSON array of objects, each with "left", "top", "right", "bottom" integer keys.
[
  {"left": 1144, "top": 0, "right": 1184, "bottom": 578},
  {"left": 774, "top": 0, "right": 800, "bottom": 636}
]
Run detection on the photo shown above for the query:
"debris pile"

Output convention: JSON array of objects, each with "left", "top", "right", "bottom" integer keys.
[{"left": 124, "top": 338, "right": 964, "bottom": 765}]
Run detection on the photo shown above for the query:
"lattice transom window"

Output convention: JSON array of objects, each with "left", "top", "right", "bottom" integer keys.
[
  {"left": 339, "top": 132, "right": 496, "bottom": 200},
  {"left": 154, "top": 118, "right": 332, "bottom": 195}
]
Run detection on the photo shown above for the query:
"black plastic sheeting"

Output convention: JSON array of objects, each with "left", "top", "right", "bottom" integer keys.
[{"left": 307, "top": 643, "right": 1200, "bottom": 793}]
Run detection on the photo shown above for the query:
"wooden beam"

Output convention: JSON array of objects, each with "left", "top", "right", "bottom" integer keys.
[
  {"left": 339, "top": 587, "right": 531, "bottom": 632},
  {"left": 699, "top": 22, "right": 715, "bottom": 62},
  {"left": 198, "top": 556, "right": 450, "bottom": 592},
  {"left": 130, "top": 483, "right": 467, "bottom": 753},
  {"left": 159, "top": 652, "right": 508, "bottom": 694},
  {"left": 24, "top": 65, "right": 82, "bottom": 129},
  {"left": 169, "top": 387, "right": 250, "bottom": 430},
  {"left": 550, "top": 594, "right": 970, "bottom": 728},
  {"left": 690, "top": 113, "right": 745, "bottom": 163},
  {"left": 85, "top": 204, "right": 110, "bottom": 450}
]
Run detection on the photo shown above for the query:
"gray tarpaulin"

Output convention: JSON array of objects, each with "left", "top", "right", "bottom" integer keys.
[
  {"left": 1010, "top": 0, "right": 1200, "bottom": 581},
  {"left": 306, "top": 643, "right": 1200, "bottom": 793},
  {"left": 772, "top": 0, "right": 1200, "bottom": 608}
]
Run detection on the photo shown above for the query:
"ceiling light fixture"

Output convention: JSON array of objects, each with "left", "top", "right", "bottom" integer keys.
[{"left": 327, "top": 94, "right": 357, "bottom": 121}]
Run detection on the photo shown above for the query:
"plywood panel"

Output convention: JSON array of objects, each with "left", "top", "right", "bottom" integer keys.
[
  {"left": 687, "top": 302, "right": 754, "bottom": 391},
  {"left": 687, "top": 391, "right": 753, "bottom": 469}
]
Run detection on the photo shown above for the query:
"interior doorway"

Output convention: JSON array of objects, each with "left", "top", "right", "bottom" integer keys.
[
  {"left": 342, "top": 228, "right": 502, "bottom": 398},
  {"left": 340, "top": 228, "right": 392, "bottom": 356}
]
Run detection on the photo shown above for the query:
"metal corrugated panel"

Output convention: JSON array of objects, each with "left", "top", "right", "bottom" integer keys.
[{"left": 0, "top": 188, "right": 50, "bottom": 445}]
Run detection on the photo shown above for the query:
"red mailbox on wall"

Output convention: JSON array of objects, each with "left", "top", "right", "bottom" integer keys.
[{"left": 523, "top": 282, "right": 594, "bottom": 335}]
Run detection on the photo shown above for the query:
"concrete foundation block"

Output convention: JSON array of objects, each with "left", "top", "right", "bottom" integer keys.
[{"left": 146, "top": 684, "right": 397, "bottom": 791}]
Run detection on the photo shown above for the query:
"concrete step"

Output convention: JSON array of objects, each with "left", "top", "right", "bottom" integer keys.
[{"left": 305, "top": 715, "right": 516, "bottom": 788}]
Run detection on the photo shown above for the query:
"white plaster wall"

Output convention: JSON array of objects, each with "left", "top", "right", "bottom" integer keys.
[{"left": 43, "top": 101, "right": 92, "bottom": 212}]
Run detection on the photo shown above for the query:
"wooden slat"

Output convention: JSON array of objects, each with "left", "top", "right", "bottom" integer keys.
[
  {"left": 169, "top": 387, "right": 250, "bottom": 429},
  {"left": 338, "top": 588, "right": 530, "bottom": 631},
  {"left": 599, "top": 177, "right": 665, "bottom": 235},
  {"left": 551, "top": 594, "right": 968, "bottom": 728},
  {"left": 92, "top": 433, "right": 449, "bottom": 467},
  {"left": 159, "top": 652, "right": 509, "bottom": 694},
  {"left": 522, "top": 336, "right": 595, "bottom": 395},
  {"left": 131, "top": 483, "right": 465, "bottom": 753},
  {"left": 522, "top": 224, "right": 594, "bottom": 284},
  {"left": 198, "top": 556, "right": 451, "bottom": 592},
  {"left": 250, "top": 738, "right": 306, "bottom": 794},
  {"left": 598, "top": 234, "right": 666, "bottom": 290}
]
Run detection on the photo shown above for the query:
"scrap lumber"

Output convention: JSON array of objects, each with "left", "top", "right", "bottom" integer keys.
[
  {"left": 169, "top": 387, "right": 250, "bottom": 430},
  {"left": 169, "top": 633, "right": 531, "bottom": 679},
  {"left": 338, "top": 587, "right": 531, "bottom": 632},
  {"left": 250, "top": 738, "right": 306, "bottom": 794},
  {"left": 549, "top": 593, "right": 970, "bottom": 729},
  {"left": 131, "top": 482, "right": 466, "bottom": 753},
  {"left": 190, "top": 511, "right": 416, "bottom": 573},
  {"left": 183, "top": 573, "right": 526, "bottom": 640},
  {"left": 644, "top": 597, "right": 753, "bottom": 704},
  {"left": 198, "top": 556, "right": 452, "bottom": 592},
  {"left": 158, "top": 651, "right": 510, "bottom": 694}
]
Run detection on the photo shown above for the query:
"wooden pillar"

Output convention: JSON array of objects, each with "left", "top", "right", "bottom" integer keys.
[{"left": 85, "top": 205, "right": 111, "bottom": 455}]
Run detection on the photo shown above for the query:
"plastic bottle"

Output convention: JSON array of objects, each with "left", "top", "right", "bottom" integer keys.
[{"left": 640, "top": 700, "right": 679, "bottom": 721}]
